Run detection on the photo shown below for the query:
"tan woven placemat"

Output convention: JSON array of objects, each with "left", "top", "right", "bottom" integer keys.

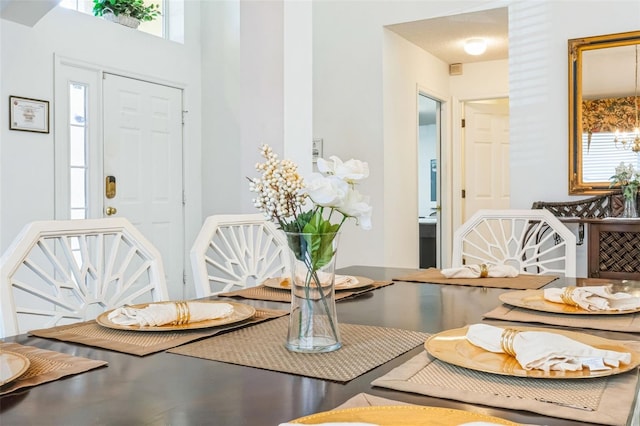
[
  {"left": 168, "top": 316, "right": 429, "bottom": 383},
  {"left": 29, "top": 308, "right": 288, "bottom": 356},
  {"left": 484, "top": 304, "right": 640, "bottom": 333},
  {"left": 334, "top": 392, "right": 416, "bottom": 409},
  {"left": 394, "top": 268, "right": 557, "bottom": 290},
  {"left": 219, "top": 280, "right": 394, "bottom": 302},
  {"left": 372, "top": 343, "right": 640, "bottom": 426},
  {"left": 0, "top": 342, "right": 107, "bottom": 396}
]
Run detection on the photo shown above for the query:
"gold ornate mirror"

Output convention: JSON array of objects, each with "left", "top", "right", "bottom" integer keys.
[{"left": 569, "top": 31, "right": 640, "bottom": 194}]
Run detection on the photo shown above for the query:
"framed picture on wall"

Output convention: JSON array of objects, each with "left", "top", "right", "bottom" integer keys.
[{"left": 9, "top": 96, "right": 50, "bottom": 133}]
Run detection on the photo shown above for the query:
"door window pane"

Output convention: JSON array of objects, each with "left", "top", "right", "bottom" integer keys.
[
  {"left": 70, "top": 168, "right": 86, "bottom": 208},
  {"left": 70, "top": 83, "right": 86, "bottom": 125},
  {"left": 59, "top": 0, "right": 169, "bottom": 39},
  {"left": 69, "top": 82, "right": 88, "bottom": 218},
  {"left": 70, "top": 126, "right": 86, "bottom": 167}
]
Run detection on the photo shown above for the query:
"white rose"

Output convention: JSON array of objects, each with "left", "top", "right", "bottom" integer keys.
[
  {"left": 318, "top": 156, "right": 369, "bottom": 182},
  {"left": 304, "top": 173, "right": 349, "bottom": 207},
  {"left": 338, "top": 188, "right": 372, "bottom": 230}
]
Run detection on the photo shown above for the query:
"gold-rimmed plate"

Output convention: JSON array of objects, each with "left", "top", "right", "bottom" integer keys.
[
  {"left": 287, "top": 405, "right": 519, "bottom": 425},
  {"left": 262, "top": 276, "right": 374, "bottom": 291},
  {"left": 96, "top": 301, "right": 256, "bottom": 331},
  {"left": 425, "top": 325, "right": 640, "bottom": 379},
  {"left": 0, "top": 351, "right": 30, "bottom": 386},
  {"left": 499, "top": 289, "right": 640, "bottom": 315}
]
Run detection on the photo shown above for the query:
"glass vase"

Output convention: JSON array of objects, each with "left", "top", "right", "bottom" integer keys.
[
  {"left": 284, "top": 231, "right": 341, "bottom": 353},
  {"left": 622, "top": 186, "right": 638, "bottom": 218}
]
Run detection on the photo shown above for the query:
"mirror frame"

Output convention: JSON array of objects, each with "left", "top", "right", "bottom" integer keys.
[{"left": 568, "top": 30, "right": 640, "bottom": 195}]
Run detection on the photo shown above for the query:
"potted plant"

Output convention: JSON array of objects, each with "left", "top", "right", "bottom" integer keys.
[
  {"left": 93, "top": 0, "right": 161, "bottom": 29},
  {"left": 609, "top": 161, "right": 640, "bottom": 218}
]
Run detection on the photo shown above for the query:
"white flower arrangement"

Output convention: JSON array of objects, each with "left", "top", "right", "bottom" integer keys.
[
  {"left": 248, "top": 144, "right": 372, "bottom": 234},
  {"left": 248, "top": 145, "right": 373, "bottom": 352},
  {"left": 610, "top": 162, "right": 640, "bottom": 200}
]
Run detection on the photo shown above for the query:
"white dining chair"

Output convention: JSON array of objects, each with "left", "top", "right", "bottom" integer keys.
[
  {"left": 451, "top": 209, "right": 577, "bottom": 277},
  {"left": 0, "top": 218, "right": 169, "bottom": 337},
  {"left": 190, "top": 214, "right": 288, "bottom": 297}
]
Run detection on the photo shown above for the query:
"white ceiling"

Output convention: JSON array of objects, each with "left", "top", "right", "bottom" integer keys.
[
  {"left": 389, "top": 7, "right": 509, "bottom": 125},
  {"left": 386, "top": 7, "right": 509, "bottom": 65}
]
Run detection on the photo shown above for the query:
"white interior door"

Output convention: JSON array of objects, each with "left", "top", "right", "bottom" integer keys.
[
  {"left": 463, "top": 99, "right": 510, "bottom": 221},
  {"left": 103, "top": 73, "right": 184, "bottom": 296}
]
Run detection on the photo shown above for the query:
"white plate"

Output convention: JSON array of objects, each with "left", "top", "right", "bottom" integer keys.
[
  {"left": 0, "top": 351, "right": 30, "bottom": 386},
  {"left": 262, "top": 275, "right": 375, "bottom": 291}
]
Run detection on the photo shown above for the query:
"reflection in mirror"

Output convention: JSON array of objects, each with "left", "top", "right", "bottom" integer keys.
[{"left": 569, "top": 31, "right": 640, "bottom": 194}]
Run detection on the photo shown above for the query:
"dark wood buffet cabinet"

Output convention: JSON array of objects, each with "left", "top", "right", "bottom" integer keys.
[{"left": 562, "top": 218, "right": 640, "bottom": 280}]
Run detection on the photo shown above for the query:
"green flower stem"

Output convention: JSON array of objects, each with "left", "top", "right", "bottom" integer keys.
[{"left": 299, "top": 251, "right": 339, "bottom": 344}]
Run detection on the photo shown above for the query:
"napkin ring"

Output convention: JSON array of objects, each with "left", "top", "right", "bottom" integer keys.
[
  {"left": 479, "top": 264, "right": 489, "bottom": 278},
  {"left": 560, "top": 286, "right": 578, "bottom": 307},
  {"left": 500, "top": 328, "right": 518, "bottom": 357},
  {"left": 174, "top": 301, "right": 191, "bottom": 325}
]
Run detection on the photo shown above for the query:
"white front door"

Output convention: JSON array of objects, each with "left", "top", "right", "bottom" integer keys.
[
  {"left": 103, "top": 73, "right": 184, "bottom": 296},
  {"left": 463, "top": 99, "right": 510, "bottom": 221}
]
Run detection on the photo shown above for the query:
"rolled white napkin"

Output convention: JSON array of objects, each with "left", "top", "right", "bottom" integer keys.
[
  {"left": 544, "top": 286, "right": 640, "bottom": 311},
  {"left": 335, "top": 275, "right": 359, "bottom": 287},
  {"left": 108, "top": 302, "right": 234, "bottom": 327},
  {"left": 466, "top": 323, "right": 631, "bottom": 372},
  {"left": 291, "top": 272, "right": 358, "bottom": 287},
  {"left": 441, "top": 264, "right": 518, "bottom": 278}
]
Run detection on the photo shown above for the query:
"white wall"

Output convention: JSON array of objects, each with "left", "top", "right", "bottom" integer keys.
[
  {"left": 200, "top": 0, "right": 287, "bottom": 218},
  {"left": 0, "top": 6, "right": 203, "bottom": 291},
  {"left": 508, "top": 1, "right": 638, "bottom": 277},
  {"left": 382, "top": 29, "right": 452, "bottom": 268},
  {"left": 313, "top": 0, "right": 505, "bottom": 269},
  {"left": 313, "top": 0, "right": 639, "bottom": 275}
]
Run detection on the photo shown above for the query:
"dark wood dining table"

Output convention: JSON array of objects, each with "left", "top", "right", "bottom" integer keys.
[{"left": 1, "top": 265, "right": 638, "bottom": 426}]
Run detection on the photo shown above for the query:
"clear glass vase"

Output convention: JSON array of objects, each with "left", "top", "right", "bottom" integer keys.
[
  {"left": 284, "top": 231, "right": 341, "bottom": 353},
  {"left": 622, "top": 186, "right": 639, "bottom": 218}
]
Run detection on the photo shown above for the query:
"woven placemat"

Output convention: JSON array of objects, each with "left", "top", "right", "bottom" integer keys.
[
  {"left": 168, "top": 316, "right": 429, "bottom": 383},
  {"left": 372, "top": 344, "right": 640, "bottom": 426},
  {"left": 29, "top": 308, "right": 288, "bottom": 356},
  {"left": 219, "top": 280, "right": 394, "bottom": 303},
  {"left": 0, "top": 342, "right": 107, "bottom": 396},
  {"left": 394, "top": 268, "right": 557, "bottom": 290},
  {"left": 484, "top": 304, "right": 640, "bottom": 333}
]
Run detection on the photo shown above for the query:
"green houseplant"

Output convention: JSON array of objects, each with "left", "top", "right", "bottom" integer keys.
[{"left": 93, "top": 0, "right": 161, "bottom": 28}]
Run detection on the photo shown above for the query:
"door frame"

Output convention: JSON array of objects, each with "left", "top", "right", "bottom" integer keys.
[
  {"left": 452, "top": 95, "right": 509, "bottom": 236},
  {"left": 53, "top": 54, "right": 189, "bottom": 297},
  {"left": 417, "top": 85, "right": 449, "bottom": 269}
]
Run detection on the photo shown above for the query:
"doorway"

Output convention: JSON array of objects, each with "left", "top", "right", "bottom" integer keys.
[
  {"left": 462, "top": 98, "right": 510, "bottom": 222},
  {"left": 103, "top": 73, "right": 185, "bottom": 295},
  {"left": 54, "top": 59, "right": 185, "bottom": 299},
  {"left": 418, "top": 94, "right": 441, "bottom": 268}
]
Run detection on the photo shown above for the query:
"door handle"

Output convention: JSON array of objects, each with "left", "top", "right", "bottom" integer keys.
[
  {"left": 105, "top": 206, "right": 117, "bottom": 216},
  {"left": 105, "top": 176, "right": 116, "bottom": 199}
]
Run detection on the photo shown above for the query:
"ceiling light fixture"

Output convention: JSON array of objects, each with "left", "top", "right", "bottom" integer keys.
[{"left": 464, "top": 38, "right": 487, "bottom": 56}]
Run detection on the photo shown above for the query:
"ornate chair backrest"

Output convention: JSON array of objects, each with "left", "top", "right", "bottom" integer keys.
[
  {"left": 190, "top": 214, "right": 288, "bottom": 297},
  {"left": 532, "top": 191, "right": 637, "bottom": 218},
  {"left": 451, "top": 209, "right": 577, "bottom": 277},
  {"left": 0, "top": 218, "right": 168, "bottom": 337}
]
